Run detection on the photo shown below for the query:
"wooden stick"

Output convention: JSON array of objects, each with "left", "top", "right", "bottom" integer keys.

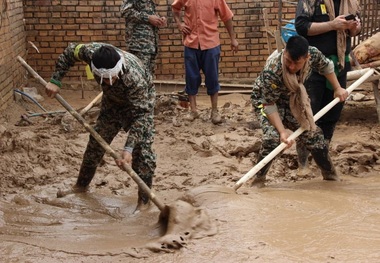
[
  {"left": 79, "top": 91, "right": 103, "bottom": 115},
  {"left": 263, "top": 8, "right": 273, "bottom": 54}
]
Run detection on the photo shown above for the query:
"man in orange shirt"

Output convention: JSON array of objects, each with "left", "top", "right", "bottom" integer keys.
[{"left": 172, "top": 0, "right": 238, "bottom": 124}]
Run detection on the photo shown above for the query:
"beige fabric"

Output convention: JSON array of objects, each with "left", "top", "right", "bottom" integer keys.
[
  {"left": 323, "top": 0, "right": 359, "bottom": 70},
  {"left": 282, "top": 53, "right": 316, "bottom": 131}
]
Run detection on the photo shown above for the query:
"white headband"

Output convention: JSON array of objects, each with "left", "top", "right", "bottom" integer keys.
[{"left": 91, "top": 54, "right": 125, "bottom": 85}]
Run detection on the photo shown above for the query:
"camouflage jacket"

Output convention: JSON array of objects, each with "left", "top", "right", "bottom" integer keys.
[
  {"left": 251, "top": 46, "right": 333, "bottom": 112},
  {"left": 50, "top": 42, "right": 155, "bottom": 150},
  {"left": 120, "top": 0, "right": 158, "bottom": 54}
]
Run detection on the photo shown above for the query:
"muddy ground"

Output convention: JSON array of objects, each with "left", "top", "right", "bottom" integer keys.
[{"left": 0, "top": 81, "right": 380, "bottom": 262}]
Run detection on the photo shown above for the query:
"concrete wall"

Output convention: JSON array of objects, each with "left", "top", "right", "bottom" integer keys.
[{"left": 0, "top": 0, "right": 27, "bottom": 112}]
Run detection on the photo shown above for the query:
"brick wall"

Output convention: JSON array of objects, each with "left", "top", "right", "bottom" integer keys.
[
  {"left": 0, "top": 0, "right": 27, "bottom": 112},
  {"left": 22, "top": 0, "right": 283, "bottom": 84}
]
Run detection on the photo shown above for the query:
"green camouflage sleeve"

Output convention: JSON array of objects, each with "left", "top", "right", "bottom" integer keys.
[
  {"left": 50, "top": 42, "right": 104, "bottom": 83},
  {"left": 120, "top": 54, "right": 155, "bottom": 150},
  {"left": 308, "top": 46, "right": 334, "bottom": 75},
  {"left": 120, "top": 0, "right": 149, "bottom": 23},
  {"left": 251, "top": 52, "right": 283, "bottom": 115}
]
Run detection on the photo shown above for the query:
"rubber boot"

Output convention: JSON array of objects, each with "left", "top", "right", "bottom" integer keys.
[
  {"left": 57, "top": 165, "right": 94, "bottom": 198},
  {"left": 76, "top": 165, "right": 97, "bottom": 188},
  {"left": 296, "top": 142, "right": 311, "bottom": 177},
  {"left": 134, "top": 177, "right": 153, "bottom": 214},
  {"left": 250, "top": 155, "right": 273, "bottom": 188},
  {"left": 310, "top": 148, "right": 339, "bottom": 181}
]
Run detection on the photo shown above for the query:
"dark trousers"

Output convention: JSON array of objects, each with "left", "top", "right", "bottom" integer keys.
[{"left": 305, "top": 61, "right": 349, "bottom": 140}]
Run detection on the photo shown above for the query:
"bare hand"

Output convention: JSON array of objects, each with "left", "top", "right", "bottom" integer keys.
[
  {"left": 280, "top": 130, "right": 294, "bottom": 149},
  {"left": 45, "top": 82, "right": 60, "bottom": 98},
  {"left": 331, "top": 15, "right": 357, "bottom": 31},
  {"left": 148, "top": 15, "right": 166, "bottom": 28},
  {"left": 178, "top": 23, "right": 191, "bottom": 35},
  {"left": 230, "top": 39, "right": 239, "bottom": 53},
  {"left": 115, "top": 151, "right": 132, "bottom": 170},
  {"left": 160, "top": 16, "right": 167, "bottom": 28},
  {"left": 334, "top": 87, "right": 349, "bottom": 102}
]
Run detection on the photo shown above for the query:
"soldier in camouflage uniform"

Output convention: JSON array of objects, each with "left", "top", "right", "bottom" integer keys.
[
  {"left": 45, "top": 43, "right": 156, "bottom": 209},
  {"left": 120, "top": 0, "right": 166, "bottom": 77},
  {"left": 250, "top": 36, "right": 348, "bottom": 187}
]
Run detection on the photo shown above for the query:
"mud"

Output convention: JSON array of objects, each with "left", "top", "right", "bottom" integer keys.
[{"left": 0, "top": 83, "right": 380, "bottom": 262}]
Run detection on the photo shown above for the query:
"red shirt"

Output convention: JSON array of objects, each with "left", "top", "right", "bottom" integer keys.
[{"left": 172, "top": 0, "right": 234, "bottom": 50}]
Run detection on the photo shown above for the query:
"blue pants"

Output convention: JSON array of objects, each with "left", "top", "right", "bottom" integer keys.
[{"left": 184, "top": 46, "right": 221, "bottom": 96}]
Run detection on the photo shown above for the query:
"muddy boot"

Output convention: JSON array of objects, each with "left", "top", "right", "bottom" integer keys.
[
  {"left": 57, "top": 165, "right": 95, "bottom": 198},
  {"left": 57, "top": 184, "right": 88, "bottom": 198},
  {"left": 250, "top": 155, "right": 273, "bottom": 188},
  {"left": 133, "top": 177, "right": 153, "bottom": 214},
  {"left": 310, "top": 148, "right": 340, "bottom": 181},
  {"left": 296, "top": 143, "right": 311, "bottom": 177},
  {"left": 321, "top": 167, "right": 340, "bottom": 181},
  {"left": 133, "top": 190, "right": 151, "bottom": 214},
  {"left": 250, "top": 175, "right": 266, "bottom": 188}
]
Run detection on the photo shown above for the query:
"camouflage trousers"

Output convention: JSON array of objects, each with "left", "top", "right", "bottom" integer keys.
[
  {"left": 130, "top": 51, "right": 157, "bottom": 78},
  {"left": 255, "top": 106, "right": 333, "bottom": 178},
  {"left": 76, "top": 106, "right": 156, "bottom": 191}
]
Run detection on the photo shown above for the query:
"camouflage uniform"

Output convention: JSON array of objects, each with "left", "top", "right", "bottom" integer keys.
[
  {"left": 251, "top": 47, "right": 337, "bottom": 179},
  {"left": 50, "top": 42, "right": 156, "bottom": 201},
  {"left": 121, "top": 0, "right": 159, "bottom": 76}
]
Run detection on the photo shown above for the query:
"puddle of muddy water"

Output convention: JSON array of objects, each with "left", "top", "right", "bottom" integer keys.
[{"left": 1, "top": 174, "right": 380, "bottom": 262}]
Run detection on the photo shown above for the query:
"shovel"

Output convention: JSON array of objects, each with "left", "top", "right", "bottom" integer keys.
[
  {"left": 234, "top": 68, "right": 375, "bottom": 191},
  {"left": 16, "top": 56, "right": 171, "bottom": 218}
]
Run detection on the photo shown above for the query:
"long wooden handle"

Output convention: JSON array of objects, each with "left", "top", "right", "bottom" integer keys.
[
  {"left": 79, "top": 91, "right": 103, "bottom": 115},
  {"left": 17, "top": 56, "right": 167, "bottom": 212},
  {"left": 233, "top": 68, "right": 375, "bottom": 191}
]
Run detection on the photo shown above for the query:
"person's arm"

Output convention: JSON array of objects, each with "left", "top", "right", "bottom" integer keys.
[
  {"left": 120, "top": 65, "right": 154, "bottom": 153},
  {"left": 254, "top": 68, "right": 294, "bottom": 147},
  {"left": 324, "top": 72, "right": 348, "bottom": 102},
  {"left": 121, "top": 0, "right": 149, "bottom": 23},
  {"left": 121, "top": 0, "right": 165, "bottom": 27},
  {"left": 309, "top": 46, "right": 348, "bottom": 102},
  {"left": 347, "top": 15, "right": 362, "bottom": 37},
  {"left": 46, "top": 43, "right": 96, "bottom": 98},
  {"left": 172, "top": 4, "right": 190, "bottom": 35},
  {"left": 223, "top": 19, "right": 238, "bottom": 53},
  {"left": 295, "top": 0, "right": 358, "bottom": 37},
  {"left": 265, "top": 111, "right": 293, "bottom": 146},
  {"left": 307, "top": 15, "right": 357, "bottom": 36}
]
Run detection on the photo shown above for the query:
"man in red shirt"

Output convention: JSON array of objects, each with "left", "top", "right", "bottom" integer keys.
[{"left": 172, "top": 0, "right": 238, "bottom": 124}]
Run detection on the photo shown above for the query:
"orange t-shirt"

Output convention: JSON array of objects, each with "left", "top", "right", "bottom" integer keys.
[{"left": 172, "top": 0, "right": 234, "bottom": 50}]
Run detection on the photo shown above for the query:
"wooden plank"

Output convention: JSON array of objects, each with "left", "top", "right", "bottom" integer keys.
[{"left": 263, "top": 8, "right": 273, "bottom": 54}]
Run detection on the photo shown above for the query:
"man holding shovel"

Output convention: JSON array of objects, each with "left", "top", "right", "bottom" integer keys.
[
  {"left": 250, "top": 35, "right": 348, "bottom": 187},
  {"left": 45, "top": 43, "right": 156, "bottom": 211}
]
